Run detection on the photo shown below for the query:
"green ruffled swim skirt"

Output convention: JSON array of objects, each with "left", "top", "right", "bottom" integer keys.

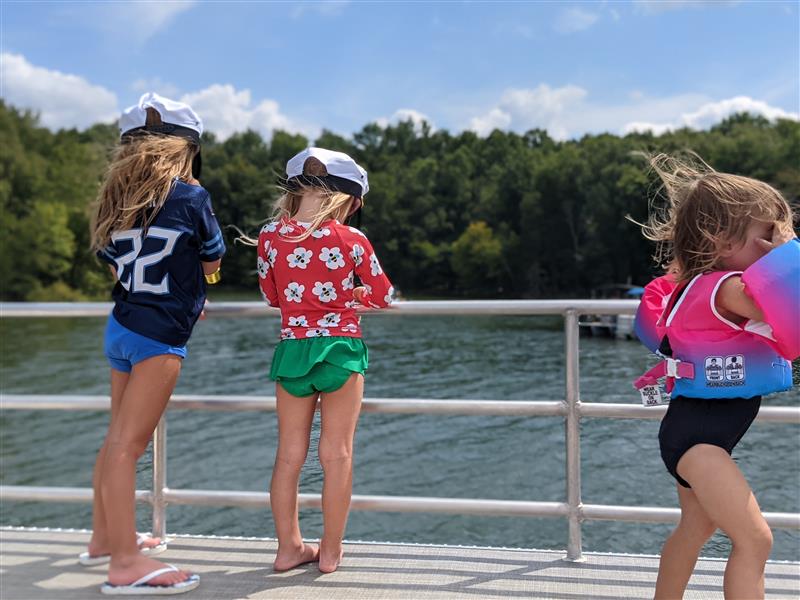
[{"left": 270, "top": 337, "right": 368, "bottom": 397}]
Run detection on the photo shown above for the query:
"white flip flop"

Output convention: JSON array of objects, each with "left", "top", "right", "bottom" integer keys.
[
  {"left": 79, "top": 534, "right": 168, "bottom": 566},
  {"left": 101, "top": 565, "right": 199, "bottom": 596}
]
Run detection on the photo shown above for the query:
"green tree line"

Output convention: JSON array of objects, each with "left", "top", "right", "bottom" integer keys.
[{"left": 1, "top": 100, "right": 798, "bottom": 301}]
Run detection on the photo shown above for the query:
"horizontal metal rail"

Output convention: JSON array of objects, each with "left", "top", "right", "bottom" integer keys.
[
  {"left": 3, "top": 485, "right": 798, "bottom": 530},
  {"left": 0, "top": 299, "right": 640, "bottom": 318},
  {"left": 3, "top": 395, "right": 798, "bottom": 423},
  {"left": 3, "top": 300, "right": 798, "bottom": 560},
  {"left": 3, "top": 395, "right": 799, "bottom": 532}
]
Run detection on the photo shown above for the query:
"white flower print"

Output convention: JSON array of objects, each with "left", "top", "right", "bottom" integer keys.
[
  {"left": 305, "top": 328, "right": 331, "bottom": 338},
  {"left": 257, "top": 256, "right": 269, "bottom": 279},
  {"left": 350, "top": 244, "right": 365, "bottom": 266},
  {"left": 279, "top": 223, "right": 294, "bottom": 235},
  {"left": 345, "top": 299, "right": 358, "bottom": 308},
  {"left": 319, "top": 247, "right": 345, "bottom": 270},
  {"left": 312, "top": 281, "right": 337, "bottom": 303},
  {"left": 341, "top": 271, "right": 355, "bottom": 290},
  {"left": 311, "top": 227, "right": 331, "bottom": 239},
  {"left": 341, "top": 323, "right": 358, "bottom": 333},
  {"left": 348, "top": 226, "right": 367, "bottom": 238},
  {"left": 318, "top": 312, "right": 341, "bottom": 327},
  {"left": 263, "top": 241, "right": 277, "bottom": 267},
  {"left": 288, "top": 315, "right": 308, "bottom": 327},
  {"left": 284, "top": 282, "right": 305, "bottom": 303},
  {"left": 260, "top": 287, "right": 272, "bottom": 306},
  {"left": 369, "top": 253, "right": 383, "bottom": 276},
  {"left": 385, "top": 286, "right": 395, "bottom": 305},
  {"left": 287, "top": 247, "right": 312, "bottom": 269},
  {"left": 280, "top": 328, "right": 296, "bottom": 339},
  {"left": 261, "top": 221, "right": 278, "bottom": 233},
  {"left": 363, "top": 283, "right": 373, "bottom": 296}
]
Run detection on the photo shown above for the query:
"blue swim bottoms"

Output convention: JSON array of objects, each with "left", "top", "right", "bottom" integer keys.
[{"left": 104, "top": 314, "right": 187, "bottom": 373}]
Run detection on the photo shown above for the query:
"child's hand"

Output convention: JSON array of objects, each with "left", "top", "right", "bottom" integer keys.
[
  {"left": 755, "top": 223, "right": 794, "bottom": 253},
  {"left": 200, "top": 299, "right": 209, "bottom": 320},
  {"left": 353, "top": 287, "right": 366, "bottom": 304}
]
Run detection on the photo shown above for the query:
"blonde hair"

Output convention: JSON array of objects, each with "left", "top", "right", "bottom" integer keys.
[
  {"left": 90, "top": 109, "right": 198, "bottom": 251},
  {"left": 638, "top": 153, "right": 794, "bottom": 282},
  {"left": 272, "top": 184, "right": 359, "bottom": 242},
  {"left": 237, "top": 156, "right": 360, "bottom": 246}
]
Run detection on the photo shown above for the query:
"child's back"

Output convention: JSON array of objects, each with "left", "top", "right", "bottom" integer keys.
[{"left": 258, "top": 218, "right": 392, "bottom": 340}]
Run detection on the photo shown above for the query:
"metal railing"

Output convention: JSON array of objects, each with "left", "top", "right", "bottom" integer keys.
[{"left": 1, "top": 300, "right": 799, "bottom": 563}]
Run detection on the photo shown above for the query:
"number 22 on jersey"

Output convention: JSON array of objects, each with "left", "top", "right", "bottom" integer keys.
[{"left": 111, "top": 227, "right": 182, "bottom": 294}]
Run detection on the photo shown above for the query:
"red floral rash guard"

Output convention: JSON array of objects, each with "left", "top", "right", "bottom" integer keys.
[{"left": 257, "top": 218, "right": 394, "bottom": 340}]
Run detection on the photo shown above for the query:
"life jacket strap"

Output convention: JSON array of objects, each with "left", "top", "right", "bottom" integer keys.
[{"left": 633, "top": 358, "right": 695, "bottom": 393}]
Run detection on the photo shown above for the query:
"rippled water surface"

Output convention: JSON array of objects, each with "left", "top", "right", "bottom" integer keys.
[{"left": 2, "top": 312, "right": 798, "bottom": 559}]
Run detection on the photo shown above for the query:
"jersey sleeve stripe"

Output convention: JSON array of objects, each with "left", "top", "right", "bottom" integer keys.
[{"left": 201, "top": 231, "right": 223, "bottom": 248}]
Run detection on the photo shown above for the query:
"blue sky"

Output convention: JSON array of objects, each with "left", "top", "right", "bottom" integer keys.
[{"left": 2, "top": 1, "right": 798, "bottom": 140}]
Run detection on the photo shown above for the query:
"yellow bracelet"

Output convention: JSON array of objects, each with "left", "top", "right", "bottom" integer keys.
[{"left": 204, "top": 268, "right": 221, "bottom": 284}]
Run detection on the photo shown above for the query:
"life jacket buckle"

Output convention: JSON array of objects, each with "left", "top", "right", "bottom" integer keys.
[{"left": 666, "top": 358, "right": 681, "bottom": 379}]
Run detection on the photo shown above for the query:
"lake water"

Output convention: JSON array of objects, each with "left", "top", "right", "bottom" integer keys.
[{"left": 1, "top": 312, "right": 798, "bottom": 559}]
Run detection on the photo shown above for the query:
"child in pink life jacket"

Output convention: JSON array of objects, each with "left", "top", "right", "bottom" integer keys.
[
  {"left": 257, "top": 148, "right": 394, "bottom": 574},
  {"left": 632, "top": 154, "right": 798, "bottom": 600}
]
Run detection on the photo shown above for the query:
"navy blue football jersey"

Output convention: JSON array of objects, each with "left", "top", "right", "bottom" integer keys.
[{"left": 97, "top": 180, "right": 226, "bottom": 346}]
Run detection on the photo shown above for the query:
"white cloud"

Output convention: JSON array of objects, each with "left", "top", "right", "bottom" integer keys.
[
  {"left": 469, "top": 84, "right": 587, "bottom": 138},
  {"left": 681, "top": 96, "right": 798, "bottom": 128},
  {"left": 623, "top": 96, "right": 799, "bottom": 134},
  {"left": 180, "top": 84, "right": 318, "bottom": 140},
  {"left": 623, "top": 121, "right": 673, "bottom": 136},
  {"left": 554, "top": 8, "right": 599, "bottom": 33},
  {"left": 1, "top": 53, "right": 118, "bottom": 129},
  {"left": 470, "top": 108, "right": 513, "bottom": 136},
  {"left": 468, "top": 85, "right": 796, "bottom": 139},
  {"left": 94, "top": 1, "right": 196, "bottom": 44},
  {"left": 1, "top": 54, "right": 314, "bottom": 140},
  {"left": 376, "top": 108, "right": 435, "bottom": 133}
]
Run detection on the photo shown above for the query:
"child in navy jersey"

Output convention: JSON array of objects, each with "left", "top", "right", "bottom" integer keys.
[
  {"left": 86, "top": 93, "right": 224, "bottom": 595},
  {"left": 257, "top": 148, "right": 393, "bottom": 574}
]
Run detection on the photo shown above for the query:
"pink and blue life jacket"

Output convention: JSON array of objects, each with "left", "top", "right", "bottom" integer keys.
[{"left": 633, "top": 239, "right": 799, "bottom": 400}]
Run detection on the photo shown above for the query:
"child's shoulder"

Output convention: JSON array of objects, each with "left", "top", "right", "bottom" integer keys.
[
  {"left": 259, "top": 219, "right": 283, "bottom": 239},
  {"left": 331, "top": 222, "right": 369, "bottom": 242},
  {"left": 171, "top": 178, "right": 210, "bottom": 207}
]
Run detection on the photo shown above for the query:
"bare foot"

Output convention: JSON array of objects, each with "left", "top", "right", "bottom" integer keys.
[
  {"left": 108, "top": 555, "right": 192, "bottom": 587},
  {"left": 318, "top": 546, "right": 344, "bottom": 574},
  {"left": 273, "top": 542, "right": 320, "bottom": 572},
  {"left": 87, "top": 534, "right": 162, "bottom": 558}
]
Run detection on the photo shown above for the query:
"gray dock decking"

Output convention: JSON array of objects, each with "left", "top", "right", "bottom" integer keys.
[{"left": 2, "top": 528, "right": 798, "bottom": 599}]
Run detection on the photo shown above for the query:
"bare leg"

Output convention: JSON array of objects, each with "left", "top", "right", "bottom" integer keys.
[
  {"left": 317, "top": 373, "right": 363, "bottom": 573},
  {"left": 271, "top": 383, "right": 319, "bottom": 571},
  {"left": 655, "top": 484, "right": 717, "bottom": 599},
  {"left": 102, "top": 355, "right": 192, "bottom": 587},
  {"left": 676, "top": 444, "right": 773, "bottom": 599},
  {"left": 87, "top": 369, "right": 162, "bottom": 557}
]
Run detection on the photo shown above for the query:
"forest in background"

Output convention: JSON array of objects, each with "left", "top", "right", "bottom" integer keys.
[{"left": 1, "top": 100, "right": 798, "bottom": 301}]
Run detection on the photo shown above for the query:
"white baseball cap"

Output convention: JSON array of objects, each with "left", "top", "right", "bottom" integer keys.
[
  {"left": 286, "top": 147, "right": 369, "bottom": 198},
  {"left": 119, "top": 92, "right": 203, "bottom": 143}
]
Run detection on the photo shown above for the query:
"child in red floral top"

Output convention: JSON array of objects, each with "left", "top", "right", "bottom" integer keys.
[{"left": 257, "top": 148, "right": 393, "bottom": 574}]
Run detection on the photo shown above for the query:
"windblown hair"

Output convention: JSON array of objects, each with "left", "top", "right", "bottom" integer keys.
[
  {"left": 638, "top": 153, "right": 794, "bottom": 282},
  {"left": 90, "top": 108, "right": 198, "bottom": 251},
  {"left": 272, "top": 185, "right": 358, "bottom": 242},
  {"left": 237, "top": 156, "right": 360, "bottom": 245}
]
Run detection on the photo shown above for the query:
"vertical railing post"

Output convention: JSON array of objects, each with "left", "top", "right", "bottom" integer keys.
[
  {"left": 564, "top": 309, "right": 584, "bottom": 561},
  {"left": 151, "top": 416, "right": 167, "bottom": 540}
]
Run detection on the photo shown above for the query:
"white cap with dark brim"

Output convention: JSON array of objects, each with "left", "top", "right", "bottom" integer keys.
[
  {"left": 119, "top": 92, "right": 203, "bottom": 144},
  {"left": 286, "top": 147, "right": 369, "bottom": 198}
]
